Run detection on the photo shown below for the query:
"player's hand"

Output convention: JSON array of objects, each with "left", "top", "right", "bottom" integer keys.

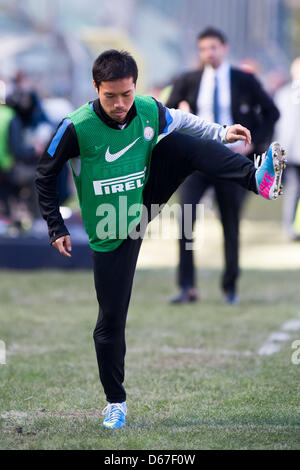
[
  {"left": 52, "top": 235, "right": 72, "bottom": 258},
  {"left": 226, "top": 124, "right": 251, "bottom": 145}
]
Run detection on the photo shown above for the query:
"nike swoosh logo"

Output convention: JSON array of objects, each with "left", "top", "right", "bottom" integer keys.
[{"left": 105, "top": 137, "right": 140, "bottom": 162}]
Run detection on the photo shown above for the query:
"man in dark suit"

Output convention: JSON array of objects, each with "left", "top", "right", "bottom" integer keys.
[{"left": 167, "top": 27, "right": 279, "bottom": 304}]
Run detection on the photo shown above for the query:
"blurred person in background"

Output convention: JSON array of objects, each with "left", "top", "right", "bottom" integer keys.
[
  {"left": 167, "top": 27, "right": 279, "bottom": 305},
  {"left": 274, "top": 58, "right": 300, "bottom": 240},
  {"left": 5, "top": 72, "right": 72, "bottom": 225},
  {"left": 7, "top": 70, "right": 49, "bottom": 127},
  {"left": 0, "top": 95, "right": 43, "bottom": 226},
  {"left": 4, "top": 74, "right": 49, "bottom": 224}
]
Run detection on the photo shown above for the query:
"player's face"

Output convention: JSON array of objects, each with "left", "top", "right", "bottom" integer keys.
[
  {"left": 197, "top": 37, "right": 228, "bottom": 69},
  {"left": 94, "top": 77, "right": 136, "bottom": 123}
]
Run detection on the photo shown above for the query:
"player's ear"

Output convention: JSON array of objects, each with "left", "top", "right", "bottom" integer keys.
[{"left": 93, "top": 80, "right": 99, "bottom": 92}]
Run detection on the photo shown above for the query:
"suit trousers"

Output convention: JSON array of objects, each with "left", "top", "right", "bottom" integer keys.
[{"left": 177, "top": 172, "right": 247, "bottom": 293}]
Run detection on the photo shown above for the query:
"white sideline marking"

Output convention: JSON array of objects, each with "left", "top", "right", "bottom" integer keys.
[
  {"left": 1, "top": 411, "right": 28, "bottom": 421},
  {"left": 258, "top": 316, "right": 300, "bottom": 356},
  {"left": 282, "top": 319, "right": 300, "bottom": 331},
  {"left": 162, "top": 346, "right": 253, "bottom": 356},
  {"left": 6, "top": 343, "right": 71, "bottom": 356},
  {"left": 258, "top": 343, "right": 282, "bottom": 356},
  {"left": 268, "top": 332, "right": 290, "bottom": 342}
]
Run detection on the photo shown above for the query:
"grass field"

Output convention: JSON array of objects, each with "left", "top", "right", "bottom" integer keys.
[{"left": 1, "top": 196, "right": 300, "bottom": 450}]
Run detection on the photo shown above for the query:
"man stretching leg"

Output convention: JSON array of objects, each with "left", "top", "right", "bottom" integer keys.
[{"left": 35, "top": 50, "right": 286, "bottom": 429}]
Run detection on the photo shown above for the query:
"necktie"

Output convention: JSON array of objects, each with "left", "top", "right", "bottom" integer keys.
[{"left": 213, "top": 74, "right": 220, "bottom": 123}]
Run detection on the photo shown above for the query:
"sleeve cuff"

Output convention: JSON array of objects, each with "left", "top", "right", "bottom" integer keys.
[
  {"left": 220, "top": 125, "right": 230, "bottom": 144},
  {"left": 49, "top": 225, "right": 70, "bottom": 246}
]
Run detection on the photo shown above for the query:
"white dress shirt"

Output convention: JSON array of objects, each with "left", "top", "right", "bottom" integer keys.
[{"left": 196, "top": 61, "right": 233, "bottom": 126}]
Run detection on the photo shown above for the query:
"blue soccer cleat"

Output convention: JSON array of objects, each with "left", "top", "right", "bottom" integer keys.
[
  {"left": 255, "top": 141, "right": 287, "bottom": 200},
  {"left": 102, "top": 402, "right": 127, "bottom": 429}
]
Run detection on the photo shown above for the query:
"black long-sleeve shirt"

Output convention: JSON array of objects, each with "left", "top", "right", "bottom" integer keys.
[{"left": 35, "top": 99, "right": 167, "bottom": 243}]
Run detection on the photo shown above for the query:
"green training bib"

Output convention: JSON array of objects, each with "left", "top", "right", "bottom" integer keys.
[{"left": 68, "top": 95, "right": 159, "bottom": 252}]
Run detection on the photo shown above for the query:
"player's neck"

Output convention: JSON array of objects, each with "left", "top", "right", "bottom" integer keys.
[{"left": 94, "top": 99, "right": 137, "bottom": 129}]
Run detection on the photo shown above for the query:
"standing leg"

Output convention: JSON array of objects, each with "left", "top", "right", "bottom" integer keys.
[{"left": 92, "top": 235, "right": 143, "bottom": 403}]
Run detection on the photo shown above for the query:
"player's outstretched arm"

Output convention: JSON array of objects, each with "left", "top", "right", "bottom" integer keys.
[
  {"left": 156, "top": 100, "right": 251, "bottom": 145},
  {"left": 52, "top": 235, "right": 72, "bottom": 258}
]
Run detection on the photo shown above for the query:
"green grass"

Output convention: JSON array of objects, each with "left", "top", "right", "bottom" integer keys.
[
  {"left": 0, "top": 264, "right": 300, "bottom": 450},
  {"left": 1, "top": 194, "right": 300, "bottom": 449}
]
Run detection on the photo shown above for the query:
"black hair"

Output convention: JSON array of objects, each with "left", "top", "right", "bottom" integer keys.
[
  {"left": 92, "top": 50, "right": 138, "bottom": 89},
  {"left": 197, "top": 27, "right": 228, "bottom": 44}
]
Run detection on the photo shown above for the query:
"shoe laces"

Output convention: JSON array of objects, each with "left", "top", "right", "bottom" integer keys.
[
  {"left": 254, "top": 152, "right": 266, "bottom": 169},
  {"left": 102, "top": 403, "right": 127, "bottom": 423}
]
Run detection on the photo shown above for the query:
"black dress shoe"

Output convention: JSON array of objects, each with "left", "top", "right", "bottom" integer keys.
[
  {"left": 223, "top": 290, "right": 239, "bottom": 305},
  {"left": 170, "top": 288, "right": 199, "bottom": 304}
]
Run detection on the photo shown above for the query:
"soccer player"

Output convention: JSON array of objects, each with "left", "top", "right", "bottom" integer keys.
[{"left": 35, "top": 50, "right": 286, "bottom": 429}]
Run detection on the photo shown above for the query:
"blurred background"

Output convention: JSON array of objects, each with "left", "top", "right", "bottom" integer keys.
[
  {"left": 0, "top": 0, "right": 300, "bottom": 269},
  {"left": 2, "top": 1, "right": 300, "bottom": 451},
  {"left": 1, "top": 0, "right": 299, "bottom": 100}
]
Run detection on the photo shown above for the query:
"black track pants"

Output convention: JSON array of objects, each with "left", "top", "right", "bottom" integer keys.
[{"left": 92, "top": 132, "right": 257, "bottom": 403}]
